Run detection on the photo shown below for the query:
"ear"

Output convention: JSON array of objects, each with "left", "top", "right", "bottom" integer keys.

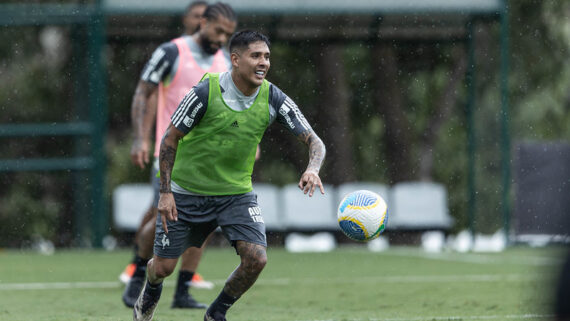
[
  {"left": 198, "top": 16, "right": 207, "bottom": 31},
  {"left": 230, "top": 51, "right": 240, "bottom": 69}
]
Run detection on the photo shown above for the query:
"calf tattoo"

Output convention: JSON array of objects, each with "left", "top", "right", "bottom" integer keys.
[{"left": 224, "top": 241, "right": 267, "bottom": 297}]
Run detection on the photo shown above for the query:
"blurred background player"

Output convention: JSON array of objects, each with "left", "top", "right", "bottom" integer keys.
[
  {"left": 121, "top": 2, "right": 237, "bottom": 309},
  {"left": 133, "top": 29, "right": 326, "bottom": 321},
  {"left": 182, "top": 1, "right": 208, "bottom": 35},
  {"left": 119, "top": 1, "right": 209, "bottom": 289},
  {"left": 120, "top": 0, "right": 208, "bottom": 289}
]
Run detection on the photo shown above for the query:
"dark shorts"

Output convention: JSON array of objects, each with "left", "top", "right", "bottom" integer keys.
[{"left": 154, "top": 191, "right": 267, "bottom": 258}]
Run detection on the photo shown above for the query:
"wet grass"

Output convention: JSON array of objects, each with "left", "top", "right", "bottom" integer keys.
[{"left": 0, "top": 245, "right": 564, "bottom": 321}]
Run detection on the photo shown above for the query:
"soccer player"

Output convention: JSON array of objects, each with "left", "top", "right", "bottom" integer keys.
[
  {"left": 182, "top": 1, "right": 208, "bottom": 36},
  {"left": 119, "top": 0, "right": 210, "bottom": 288},
  {"left": 133, "top": 30, "right": 326, "bottom": 321},
  {"left": 122, "top": 2, "right": 237, "bottom": 309}
]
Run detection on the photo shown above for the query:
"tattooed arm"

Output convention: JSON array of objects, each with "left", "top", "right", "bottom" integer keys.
[
  {"left": 131, "top": 42, "right": 178, "bottom": 168},
  {"left": 130, "top": 80, "right": 158, "bottom": 168},
  {"left": 297, "top": 128, "right": 326, "bottom": 196},
  {"left": 157, "top": 124, "right": 185, "bottom": 233},
  {"left": 269, "top": 85, "right": 326, "bottom": 196}
]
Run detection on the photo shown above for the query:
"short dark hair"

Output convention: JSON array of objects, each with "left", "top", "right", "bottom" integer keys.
[
  {"left": 203, "top": 2, "right": 237, "bottom": 23},
  {"left": 229, "top": 30, "right": 271, "bottom": 54},
  {"left": 185, "top": 1, "right": 207, "bottom": 15}
]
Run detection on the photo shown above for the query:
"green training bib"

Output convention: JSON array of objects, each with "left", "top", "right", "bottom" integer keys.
[{"left": 171, "top": 73, "right": 270, "bottom": 195}]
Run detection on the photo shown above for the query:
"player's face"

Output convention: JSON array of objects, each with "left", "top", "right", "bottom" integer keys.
[
  {"left": 183, "top": 4, "right": 206, "bottom": 35},
  {"left": 198, "top": 15, "right": 236, "bottom": 55},
  {"left": 233, "top": 41, "right": 271, "bottom": 93}
]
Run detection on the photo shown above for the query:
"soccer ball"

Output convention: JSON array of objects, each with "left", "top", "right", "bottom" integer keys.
[{"left": 337, "top": 190, "right": 388, "bottom": 242}]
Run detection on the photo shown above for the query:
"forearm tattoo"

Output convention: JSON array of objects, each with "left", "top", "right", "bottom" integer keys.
[
  {"left": 224, "top": 242, "right": 267, "bottom": 297},
  {"left": 131, "top": 85, "right": 153, "bottom": 140},
  {"left": 299, "top": 130, "right": 326, "bottom": 173},
  {"left": 159, "top": 131, "right": 178, "bottom": 193}
]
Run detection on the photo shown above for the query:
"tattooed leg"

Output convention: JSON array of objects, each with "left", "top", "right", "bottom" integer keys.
[
  {"left": 204, "top": 242, "right": 266, "bottom": 318},
  {"left": 223, "top": 241, "right": 267, "bottom": 297}
]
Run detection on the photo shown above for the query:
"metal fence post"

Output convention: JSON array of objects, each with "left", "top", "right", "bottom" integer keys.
[{"left": 87, "top": 1, "right": 108, "bottom": 248}]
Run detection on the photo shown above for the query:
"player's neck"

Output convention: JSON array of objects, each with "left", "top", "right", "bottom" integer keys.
[
  {"left": 230, "top": 70, "right": 259, "bottom": 97},
  {"left": 192, "top": 33, "right": 200, "bottom": 43}
]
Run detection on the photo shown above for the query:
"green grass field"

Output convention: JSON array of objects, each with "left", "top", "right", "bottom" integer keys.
[{"left": 0, "top": 245, "right": 564, "bottom": 321}]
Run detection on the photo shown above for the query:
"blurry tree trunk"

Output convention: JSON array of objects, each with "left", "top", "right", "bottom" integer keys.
[
  {"left": 315, "top": 43, "right": 356, "bottom": 184},
  {"left": 419, "top": 47, "right": 468, "bottom": 180},
  {"left": 371, "top": 44, "right": 413, "bottom": 183}
]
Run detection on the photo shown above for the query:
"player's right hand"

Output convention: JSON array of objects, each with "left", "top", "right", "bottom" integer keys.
[
  {"left": 157, "top": 192, "right": 178, "bottom": 234},
  {"left": 130, "top": 138, "right": 150, "bottom": 169},
  {"left": 298, "top": 170, "right": 325, "bottom": 197}
]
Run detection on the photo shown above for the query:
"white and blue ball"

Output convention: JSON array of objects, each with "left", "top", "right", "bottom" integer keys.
[{"left": 337, "top": 190, "right": 388, "bottom": 242}]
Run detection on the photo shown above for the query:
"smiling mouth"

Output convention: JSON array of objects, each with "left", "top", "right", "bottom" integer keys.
[{"left": 255, "top": 70, "right": 265, "bottom": 78}]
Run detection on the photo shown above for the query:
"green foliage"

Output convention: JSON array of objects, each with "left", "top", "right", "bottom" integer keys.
[
  {"left": 0, "top": 25, "right": 90, "bottom": 246},
  {"left": 461, "top": 0, "right": 570, "bottom": 232},
  {"left": 351, "top": 115, "right": 389, "bottom": 181},
  {"left": 0, "top": 26, "right": 73, "bottom": 124},
  {"left": 105, "top": 133, "right": 150, "bottom": 192},
  {"left": 344, "top": 43, "right": 390, "bottom": 182},
  {"left": 0, "top": 181, "right": 61, "bottom": 247},
  {"left": 107, "top": 41, "right": 155, "bottom": 128},
  {"left": 510, "top": 0, "right": 570, "bottom": 140},
  {"left": 432, "top": 117, "right": 470, "bottom": 232},
  {"left": 253, "top": 159, "right": 299, "bottom": 186}
]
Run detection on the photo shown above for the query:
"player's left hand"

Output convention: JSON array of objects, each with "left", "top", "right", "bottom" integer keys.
[
  {"left": 157, "top": 192, "right": 178, "bottom": 234},
  {"left": 130, "top": 138, "right": 150, "bottom": 169},
  {"left": 298, "top": 170, "right": 325, "bottom": 197}
]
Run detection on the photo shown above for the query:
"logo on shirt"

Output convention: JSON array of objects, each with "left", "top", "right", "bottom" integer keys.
[
  {"left": 190, "top": 102, "right": 203, "bottom": 118},
  {"left": 231, "top": 120, "right": 239, "bottom": 128},
  {"left": 182, "top": 102, "right": 203, "bottom": 128},
  {"left": 279, "top": 105, "right": 295, "bottom": 129},
  {"left": 183, "top": 116, "right": 194, "bottom": 127}
]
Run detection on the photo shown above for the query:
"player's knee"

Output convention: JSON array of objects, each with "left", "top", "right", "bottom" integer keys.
[
  {"left": 243, "top": 252, "right": 267, "bottom": 274},
  {"left": 152, "top": 261, "right": 176, "bottom": 279},
  {"left": 254, "top": 255, "right": 267, "bottom": 272}
]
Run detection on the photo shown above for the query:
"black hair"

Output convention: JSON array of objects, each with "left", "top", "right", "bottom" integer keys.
[
  {"left": 203, "top": 2, "right": 237, "bottom": 23},
  {"left": 229, "top": 30, "right": 271, "bottom": 54},
  {"left": 185, "top": 1, "right": 207, "bottom": 15}
]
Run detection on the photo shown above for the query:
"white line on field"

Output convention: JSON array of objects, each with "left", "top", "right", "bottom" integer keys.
[
  {"left": 0, "top": 273, "right": 539, "bottom": 291},
  {"left": 386, "top": 249, "right": 561, "bottom": 266},
  {"left": 294, "top": 313, "right": 554, "bottom": 321},
  {"left": 259, "top": 273, "right": 537, "bottom": 286},
  {"left": 0, "top": 281, "right": 121, "bottom": 290}
]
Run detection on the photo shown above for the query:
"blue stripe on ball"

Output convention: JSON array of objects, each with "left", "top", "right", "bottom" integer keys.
[
  {"left": 339, "top": 220, "right": 366, "bottom": 241},
  {"left": 339, "top": 194, "right": 357, "bottom": 214},
  {"left": 353, "top": 192, "right": 377, "bottom": 207}
]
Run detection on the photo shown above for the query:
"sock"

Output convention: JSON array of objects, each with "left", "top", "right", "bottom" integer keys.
[
  {"left": 144, "top": 280, "right": 163, "bottom": 299},
  {"left": 175, "top": 270, "right": 194, "bottom": 296},
  {"left": 129, "top": 244, "right": 140, "bottom": 263},
  {"left": 208, "top": 290, "right": 239, "bottom": 315},
  {"left": 133, "top": 255, "right": 149, "bottom": 277}
]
